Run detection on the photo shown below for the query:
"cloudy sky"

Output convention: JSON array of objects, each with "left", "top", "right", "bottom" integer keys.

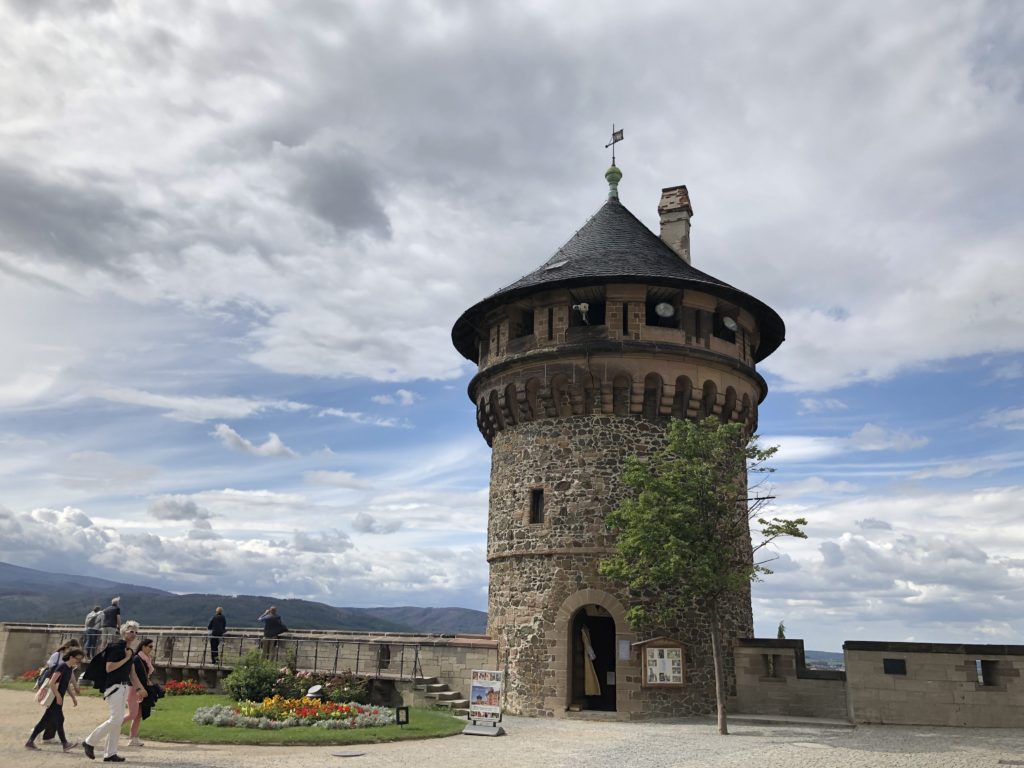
[{"left": 1, "top": 0, "right": 1022, "bottom": 651}]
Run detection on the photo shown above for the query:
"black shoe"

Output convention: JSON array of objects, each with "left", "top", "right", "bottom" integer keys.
[
  {"left": 83, "top": 742, "right": 95, "bottom": 759},
  {"left": 103, "top": 756, "right": 126, "bottom": 763}
]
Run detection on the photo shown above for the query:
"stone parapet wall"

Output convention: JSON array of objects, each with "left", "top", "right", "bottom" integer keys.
[
  {"left": 0, "top": 623, "right": 496, "bottom": 697},
  {"left": 844, "top": 641, "right": 1024, "bottom": 727},
  {"left": 733, "top": 639, "right": 848, "bottom": 721}
]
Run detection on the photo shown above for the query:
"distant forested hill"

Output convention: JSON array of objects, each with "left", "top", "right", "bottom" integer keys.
[{"left": 0, "top": 561, "right": 487, "bottom": 634}]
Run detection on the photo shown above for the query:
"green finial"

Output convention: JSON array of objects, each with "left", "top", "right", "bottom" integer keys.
[{"left": 606, "top": 164, "right": 622, "bottom": 201}]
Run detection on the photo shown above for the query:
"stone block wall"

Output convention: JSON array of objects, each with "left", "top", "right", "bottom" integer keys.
[
  {"left": 844, "top": 641, "right": 1024, "bottom": 727},
  {"left": 733, "top": 638, "right": 848, "bottom": 721}
]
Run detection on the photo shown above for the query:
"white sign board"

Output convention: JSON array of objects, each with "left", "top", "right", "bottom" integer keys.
[{"left": 469, "top": 669, "right": 503, "bottom": 722}]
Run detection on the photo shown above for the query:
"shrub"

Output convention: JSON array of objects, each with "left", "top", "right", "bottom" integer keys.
[
  {"left": 223, "top": 650, "right": 280, "bottom": 702},
  {"left": 270, "top": 669, "right": 369, "bottom": 703}
]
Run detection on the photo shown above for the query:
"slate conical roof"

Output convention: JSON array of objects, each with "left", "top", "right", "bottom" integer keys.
[{"left": 452, "top": 197, "right": 785, "bottom": 364}]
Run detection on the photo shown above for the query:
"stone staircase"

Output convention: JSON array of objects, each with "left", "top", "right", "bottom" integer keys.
[{"left": 416, "top": 676, "right": 469, "bottom": 717}]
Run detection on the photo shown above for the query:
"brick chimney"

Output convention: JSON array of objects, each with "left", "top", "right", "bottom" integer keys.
[{"left": 658, "top": 185, "right": 693, "bottom": 264}]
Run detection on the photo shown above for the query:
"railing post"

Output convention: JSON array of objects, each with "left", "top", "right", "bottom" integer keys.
[
  {"left": 355, "top": 642, "right": 360, "bottom": 676},
  {"left": 333, "top": 640, "right": 340, "bottom": 675},
  {"left": 313, "top": 639, "right": 319, "bottom": 673},
  {"left": 186, "top": 634, "right": 193, "bottom": 668},
  {"left": 400, "top": 643, "right": 406, "bottom": 679}
]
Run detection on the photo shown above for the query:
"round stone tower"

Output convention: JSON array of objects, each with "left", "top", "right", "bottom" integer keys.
[{"left": 451, "top": 166, "right": 785, "bottom": 719}]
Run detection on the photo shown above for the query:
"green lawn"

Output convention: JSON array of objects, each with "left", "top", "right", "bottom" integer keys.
[
  {"left": 138, "top": 695, "right": 465, "bottom": 745},
  {"left": 1, "top": 681, "right": 465, "bottom": 744}
]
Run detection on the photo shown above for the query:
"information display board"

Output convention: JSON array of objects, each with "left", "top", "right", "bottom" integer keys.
[{"left": 469, "top": 669, "right": 503, "bottom": 722}]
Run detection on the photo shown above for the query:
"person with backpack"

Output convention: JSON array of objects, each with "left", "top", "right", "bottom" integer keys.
[
  {"left": 84, "top": 605, "right": 103, "bottom": 659},
  {"left": 35, "top": 639, "right": 81, "bottom": 695},
  {"left": 82, "top": 621, "right": 147, "bottom": 763},
  {"left": 257, "top": 606, "right": 287, "bottom": 659},
  {"left": 99, "top": 597, "right": 121, "bottom": 652},
  {"left": 25, "top": 647, "right": 83, "bottom": 752}
]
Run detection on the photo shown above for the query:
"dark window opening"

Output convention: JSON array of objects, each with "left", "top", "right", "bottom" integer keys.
[
  {"left": 764, "top": 654, "right": 781, "bottom": 678},
  {"left": 570, "top": 300, "right": 606, "bottom": 327},
  {"left": 883, "top": 658, "right": 907, "bottom": 675},
  {"left": 978, "top": 659, "right": 998, "bottom": 686},
  {"left": 511, "top": 309, "right": 534, "bottom": 340},
  {"left": 529, "top": 489, "right": 545, "bottom": 524},
  {"left": 645, "top": 299, "right": 679, "bottom": 327},
  {"left": 547, "top": 308, "right": 554, "bottom": 340},
  {"left": 713, "top": 312, "right": 737, "bottom": 343},
  {"left": 622, "top": 302, "right": 629, "bottom": 336}
]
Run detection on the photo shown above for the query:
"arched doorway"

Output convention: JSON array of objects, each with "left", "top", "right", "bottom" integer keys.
[{"left": 569, "top": 605, "right": 616, "bottom": 711}]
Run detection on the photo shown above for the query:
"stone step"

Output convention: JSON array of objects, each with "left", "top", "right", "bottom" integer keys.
[
  {"left": 424, "top": 683, "right": 450, "bottom": 693},
  {"left": 436, "top": 698, "right": 469, "bottom": 710},
  {"left": 428, "top": 690, "right": 462, "bottom": 701},
  {"left": 414, "top": 676, "right": 438, "bottom": 689}
]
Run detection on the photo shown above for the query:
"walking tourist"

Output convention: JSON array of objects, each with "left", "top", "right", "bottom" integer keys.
[
  {"left": 122, "top": 637, "right": 155, "bottom": 747},
  {"left": 82, "top": 620, "right": 147, "bottom": 763},
  {"left": 208, "top": 607, "right": 226, "bottom": 664},
  {"left": 25, "top": 647, "right": 83, "bottom": 753}
]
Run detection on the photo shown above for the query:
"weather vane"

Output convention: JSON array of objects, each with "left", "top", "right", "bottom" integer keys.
[{"left": 605, "top": 124, "right": 624, "bottom": 165}]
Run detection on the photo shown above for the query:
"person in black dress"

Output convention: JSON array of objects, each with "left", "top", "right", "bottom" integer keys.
[{"left": 25, "top": 648, "right": 83, "bottom": 752}]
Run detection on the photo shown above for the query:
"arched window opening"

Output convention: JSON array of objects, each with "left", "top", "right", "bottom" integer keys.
[
  {"left": 505, "top": 383, "right": 520, "bottom": 425},
  {"left": 550, "top": 375, "right": 572, "bottom": 418},
  {"left": 525, "top": 378, "right": 542, "bottom": 420},
  {"left": 489, "top": 390, "right": 505, "bottom": 430},
  {"left": 721, "top": 387, "right": 737, "bottom": 423},
  {"left": 612, "top": 373, "right": 631, "bottom": 417},
  {"left": 642, "top": 373, "right": 663, "bottom": 421},
  {"left": 672, "top": 376, "right": 693, "bottom": 420},
  {"left": 699, "top": 380, "right": 717, "bottom": 419}
]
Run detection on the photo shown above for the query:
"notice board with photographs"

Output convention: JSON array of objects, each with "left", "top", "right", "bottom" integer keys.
[
  {"left": 469, "top": 669, "right": 503, "bottom": 723},
  {"left": 638, "top": 639, "right": 686, "bottom": 688}
]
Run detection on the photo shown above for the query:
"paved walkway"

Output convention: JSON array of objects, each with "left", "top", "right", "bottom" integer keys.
[{"left": 5, "top": 689, "right": 1023, "bottom": 767}]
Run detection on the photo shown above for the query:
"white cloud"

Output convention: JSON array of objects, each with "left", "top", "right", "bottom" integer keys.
[
  {"left": 372, "top": 389, "right": 418, "bottom": 407},
  {"left": 96, "top": 387, "right": 309, "bottom": 423},
  {"left": 211, "top": 424, "right": 298, "bottom": 458},
  {"left": 148, "top": 496, "right": 213, "bottom": 521},
  {"left": 779, "top": 476, "right": 864, "bottom": 500},
  {"left": 0, "top": 504, "right": 485, "bottom": 607},
  {"left": 304, "top": 470, "right": 372, "bottom": 490},
  {"left": 352, "top": 511, "right": 403, "bottom": 535},
  {"left": 318, "top": 408, "right": 407, "bottom": 429},
  {"left": 798, "top": 398, "right": 848, "bottom": 415},
  {"left": 847, "top": 423, "right": 929, "bottom": 452},
  {"left": 770, "top": 423, "right": 928, "bottom": 463},
  {"left": 982, "top": 407, "right": 1024, "bottom": 431}
]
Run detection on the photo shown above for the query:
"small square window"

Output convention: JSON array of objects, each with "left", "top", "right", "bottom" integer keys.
[
  {"left": 977, "top": 659, "right": 998, "bottom": 686},
  {"left": 882, "top": 658, "right": 906, "bottom": 675},
  {"left": 529, "top": 489, "right": 545, "bottom": 524}
]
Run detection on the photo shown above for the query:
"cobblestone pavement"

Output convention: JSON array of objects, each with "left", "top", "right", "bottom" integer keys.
[{"left": 5, "top": 689, "right": 1022, "bottom": 767}]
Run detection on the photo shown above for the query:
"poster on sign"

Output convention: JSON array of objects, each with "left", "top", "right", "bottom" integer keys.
[{"left": 469, "top": 669, "right": 503, "bottom": 722}]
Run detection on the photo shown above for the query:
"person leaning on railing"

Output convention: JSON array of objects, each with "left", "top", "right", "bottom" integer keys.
[{"left": 257, "top": 606, "right": 288, "bottom": 659}]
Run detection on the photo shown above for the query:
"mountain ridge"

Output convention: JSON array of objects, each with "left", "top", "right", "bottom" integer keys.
[{"left": 0, "top": 561, "right": 487, "bottom": 635}]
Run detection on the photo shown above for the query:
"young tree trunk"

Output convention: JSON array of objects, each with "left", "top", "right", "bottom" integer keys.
[{"left": 709, "top": 601, "right": 729, "bottom": 735}]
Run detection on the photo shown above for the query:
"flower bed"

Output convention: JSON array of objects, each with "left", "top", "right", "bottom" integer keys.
[
  {"left": 193, "top": 696, "right": 395, "bottom": 730},
  {"left": 164, "top": 680, "right": 207, "bottom": 695},
  {"left": 19, "top": 669, "right": 42, "bottom": 682}
]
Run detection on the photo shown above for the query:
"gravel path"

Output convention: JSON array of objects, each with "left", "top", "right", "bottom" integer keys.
[{"left": 5, "top": 688, "right": 1023, "bottom": 767}]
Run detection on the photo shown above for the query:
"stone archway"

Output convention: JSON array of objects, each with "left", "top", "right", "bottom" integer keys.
[{"left": 554, "top": 589, "right": 631, "bottom": 714}]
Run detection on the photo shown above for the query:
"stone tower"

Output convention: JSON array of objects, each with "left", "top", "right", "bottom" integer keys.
[{"left": 451, "top": 165, "right": 785, "bottom": 719}]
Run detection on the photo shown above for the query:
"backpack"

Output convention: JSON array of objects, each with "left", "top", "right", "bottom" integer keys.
[{"left": 82, "top": 649, "right": 107, "bottom": 691}]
